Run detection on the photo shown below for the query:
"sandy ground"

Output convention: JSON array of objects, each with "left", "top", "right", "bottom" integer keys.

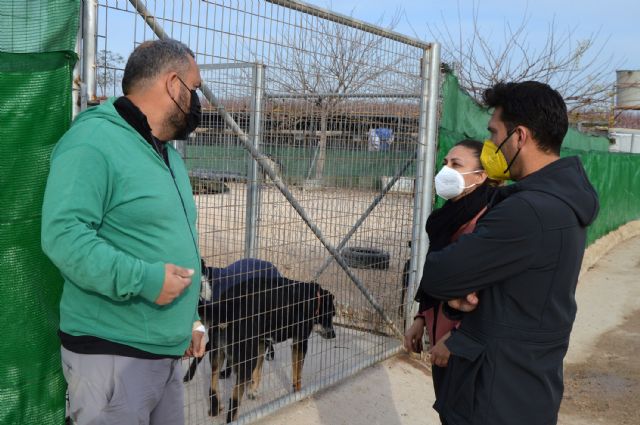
[
  {"left": 558, "top": 234, "right": 640, "bottom": 425},
  {"left": 247, "top": 230, "right": 640, "bottom": 425}
]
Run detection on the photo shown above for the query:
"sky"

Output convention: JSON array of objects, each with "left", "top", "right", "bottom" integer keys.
[
  {"left": 305, "top": 0, "right": 640, "bottom": 74},
  {"left": 96, "top": 0, "right": 640, "bottom": 101}
]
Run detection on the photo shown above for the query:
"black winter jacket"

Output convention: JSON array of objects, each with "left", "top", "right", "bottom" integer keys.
[{"left": 420, "top": 156, "right": 599, "bottom": 425}]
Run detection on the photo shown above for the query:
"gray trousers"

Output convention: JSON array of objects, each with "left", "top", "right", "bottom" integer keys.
[{"left": 61, "top": 347, "right": 184, "bottom": 425}]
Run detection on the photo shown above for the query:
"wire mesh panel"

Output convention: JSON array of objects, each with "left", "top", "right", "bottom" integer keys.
[{"left": 92, "top": 1, "right": 435, "bottom": 423}]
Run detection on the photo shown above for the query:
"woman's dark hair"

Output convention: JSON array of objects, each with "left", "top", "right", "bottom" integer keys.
[
  {"left": 454, "top": 139, "right": 483, "bottom": 160},
  {"left": 482, "top": 81, "right": 568, "bottom": 155}
]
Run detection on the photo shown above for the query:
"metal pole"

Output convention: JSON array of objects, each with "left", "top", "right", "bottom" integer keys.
[
  {"left": 245, "top": 64, "right": 264, "bottom": 258},
  {"left": 72, "top": 2, "right": 83, "bottom": 118},
  {"left": 127, "top": 0, "right": 171, "bottom": 40},
  {"left": 82, "top": 0, "right": 97, "bottom": 104},
  {"left": 128, "top": 0, "right": 404, "bottom": 339},
  {"left": 265, "top": 0, "right": 430, "bottom": 50},
  {"left": 406, "top": 44, "right": 441, "bottom": 329}
]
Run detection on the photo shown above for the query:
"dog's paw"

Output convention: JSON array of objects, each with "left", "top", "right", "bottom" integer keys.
[
  {"left": 247, "top": 388, "right": 259, "bottom": 400},
  {"left": 208, "top": 403, "right": 224, "bottom": 417},
  {"left": 208, "top": 390, "right": 223, "bottom": 417}
]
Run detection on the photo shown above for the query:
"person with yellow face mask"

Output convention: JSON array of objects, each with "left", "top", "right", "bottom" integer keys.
[{"left": 419, "top": 81, "right": 599, "bottom": 425}]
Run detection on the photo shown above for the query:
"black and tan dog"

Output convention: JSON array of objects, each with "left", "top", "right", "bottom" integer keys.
[{"left": 194, "top": 274, "right": 336, "bottom": 423}]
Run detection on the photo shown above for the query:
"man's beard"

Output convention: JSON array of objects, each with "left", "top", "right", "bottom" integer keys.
[{"left": 166, "top": 93, "right": 190, "bottom": 141}]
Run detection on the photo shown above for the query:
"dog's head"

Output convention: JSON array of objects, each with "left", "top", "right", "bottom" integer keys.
[{"left": 313, "top": 286, "right": 336, "bottom": 339}]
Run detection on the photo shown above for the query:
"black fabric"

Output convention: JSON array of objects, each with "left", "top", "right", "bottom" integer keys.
[
  {"left": 415, "top": 183, "right": 494, "bottom": 311},
  {"left": 431, "top": 364, "right": 449, "bottom": 425},
  {"left": 114, "top": 96, "right": 170, "bottom": 166},
  {"left": 421, "top": 156, "right": 599, "bottom": 425},
  {"left": 59, "top": 331, "right": 180, "bottom": 360},
  {"left": 426, "top": 182, "right": 494, "bottom": 253},
  {"left": 60, "top": 97, "right": 175, "bottom": 359}
]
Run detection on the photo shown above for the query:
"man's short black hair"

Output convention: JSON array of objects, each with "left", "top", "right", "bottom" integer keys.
[
  {"left": 483, "top": 81, "right": 568, "bottom": 155},
  {"left": 122, "top": 39, "right": 195, "bottom": 95}
]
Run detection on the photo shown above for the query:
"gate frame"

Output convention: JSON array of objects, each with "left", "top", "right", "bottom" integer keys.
[{"left": 79, "top": 0, "right": 442, "bottom": 422}]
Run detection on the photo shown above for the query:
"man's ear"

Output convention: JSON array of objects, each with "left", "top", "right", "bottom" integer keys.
[
  {"left": 516, "top": 126, "right": 531, "bottom": 149},
  {"left": 165, "top": 72, "right": 179, "bottom": 100}
]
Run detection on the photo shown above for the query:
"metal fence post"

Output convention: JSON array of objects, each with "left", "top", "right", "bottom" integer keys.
[
  {"left": 406, "top": 43, "right": 441, "bottom": 329},
  {"left": 73, "top": 2, "right": 83, "bottom": 118},
  {"left": 82, "top": 0, "right": 97, "bottom": 104},
  {"left": 245, "top": 63, "right": 264, "bottom": 258}
]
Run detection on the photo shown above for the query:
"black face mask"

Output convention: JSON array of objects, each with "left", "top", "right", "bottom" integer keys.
[{"left": 172, "top": 76, "right": 202, "bottom": 140}]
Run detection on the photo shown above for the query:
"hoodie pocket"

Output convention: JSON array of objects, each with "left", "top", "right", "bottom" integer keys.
[{"left": 438, "top": 329, "right": 487, "bottom": 423}]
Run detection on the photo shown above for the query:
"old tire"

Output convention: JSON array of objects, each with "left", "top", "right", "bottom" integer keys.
[{"left": 341, "top": 247, "right": 390, "bottom": 270}]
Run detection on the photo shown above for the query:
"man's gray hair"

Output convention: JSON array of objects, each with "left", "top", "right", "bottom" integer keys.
[{"left": 122, "top": 39, "right": 195, "bottom": 94}]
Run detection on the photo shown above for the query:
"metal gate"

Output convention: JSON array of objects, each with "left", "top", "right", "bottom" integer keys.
[{"left": 81, "top": 1, "right": 440, "bottom": 423}]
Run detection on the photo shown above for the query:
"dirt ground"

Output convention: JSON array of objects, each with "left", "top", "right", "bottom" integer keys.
[
  {"left": 558, "top": 234, "right": 640, "bottom": 425},
  {"left": 252, "top": 231, "right": 640, "bottom": 425},
  {"left": 561, "top": 309, "right": 640, "bottom": 425}
]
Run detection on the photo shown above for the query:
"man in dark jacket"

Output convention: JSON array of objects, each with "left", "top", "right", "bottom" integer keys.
[{"left": 419, "top": 81, "right": 599, "bottom": 425}]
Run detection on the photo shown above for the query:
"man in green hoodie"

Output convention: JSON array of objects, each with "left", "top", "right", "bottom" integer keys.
[{"left": 42, "top": 39, "right": 205, "bottom": 425}]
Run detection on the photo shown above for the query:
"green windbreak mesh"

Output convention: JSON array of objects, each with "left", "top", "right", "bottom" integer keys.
[
  {"left": 0, "top": 51, "right": 76, "bottom": 424},
  {"left": 0, "top": 0, "right": 80, "bottom": 53},
  {"left": 436, "top": 73, "right": 640, "bottom": 244},
  {"left": 564, "top": 149, "right": 640, "bottom": 245},
  {"left": 1, "top": 2, "right": 79, "bottom": 423},
  {"left": 185, "top": 145, "right": 416, "bottom": 189},
  {"left": 439, "top": 73, "right": 611, "bottom": 152}
]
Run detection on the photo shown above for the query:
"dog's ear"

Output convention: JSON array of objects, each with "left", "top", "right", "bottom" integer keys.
[{"left": 319, "top": 287, "right": 331, "bottom": 298}]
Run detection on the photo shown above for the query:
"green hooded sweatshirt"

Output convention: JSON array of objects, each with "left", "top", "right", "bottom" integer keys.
[{"left": 42, "top": 98, "right": 201, "bottom": 356}]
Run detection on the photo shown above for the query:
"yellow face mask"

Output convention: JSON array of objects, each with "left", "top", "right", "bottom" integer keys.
[{"left": 480, "top": 139, "right": 511, "bottom": 181}]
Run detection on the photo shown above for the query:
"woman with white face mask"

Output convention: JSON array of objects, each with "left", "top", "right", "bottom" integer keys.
[{"left": 404, "top": 139, "right": 496, "bottom": 425}]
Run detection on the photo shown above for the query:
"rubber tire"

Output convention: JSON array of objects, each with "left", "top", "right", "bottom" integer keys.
[{"left": 341, "top": 246, "right": 390, "bottom": 270}]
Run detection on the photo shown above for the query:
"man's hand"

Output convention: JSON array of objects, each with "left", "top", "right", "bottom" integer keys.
[
  {"left": 403, "top": 317, "right": 425, "bottom": 353},
  {"left": 155, "top": 264, "right": 194, "bottom": 306},
  {"left": 447, "top": 292, "right": 479, "bottom": 312},
  {"left": 183, "top": 328, "right": 206, "bottom": 358},
  {"left": 430, "top": 331, "right": 451, "bottom": 367}
]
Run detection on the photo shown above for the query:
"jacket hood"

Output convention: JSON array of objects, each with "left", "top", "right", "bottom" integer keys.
[
  {"left": 72, "top": 97, "right": 141, "bottom": 139},
  {"left": 498, "top": 156, "right": 599, "bottom": 227}
]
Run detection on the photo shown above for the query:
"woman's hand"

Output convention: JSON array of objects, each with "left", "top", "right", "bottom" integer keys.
[
  {"left": 404, "top": 317, "right": 425, "bottom": 353},
  {"left": 430, "top": 331, "right": 452, "bottom": 367},
  {"left": 448, "top": 292, "right": 479, "bottom": 312}
]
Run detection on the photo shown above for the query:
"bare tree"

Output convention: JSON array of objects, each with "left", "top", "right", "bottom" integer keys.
[
  {"left": 426, "top": 2, "right": 617, "bottom": 114},
  {"left": 269, "top": 13, "right": 405, "bottom": 180},
  {"left": 96, "top": 49, "right": 124, "bottom": 97}
]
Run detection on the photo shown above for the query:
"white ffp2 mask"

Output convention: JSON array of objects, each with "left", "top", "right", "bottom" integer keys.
[{"left": 434, "top": 165, "right": 482, "bottom": 200}]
